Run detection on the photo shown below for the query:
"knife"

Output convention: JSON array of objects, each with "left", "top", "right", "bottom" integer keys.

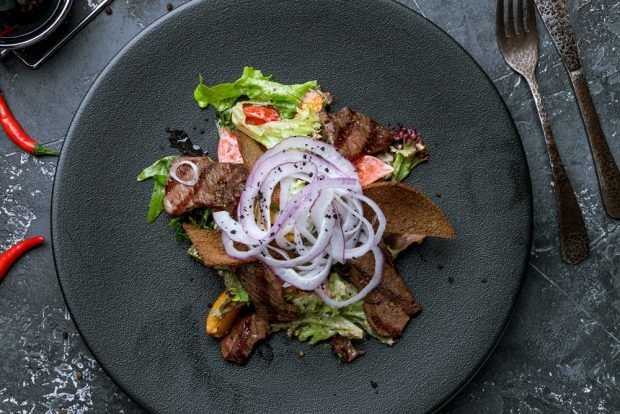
[{"left": 535, "top": 0, "right": 620, "bottom": 219}]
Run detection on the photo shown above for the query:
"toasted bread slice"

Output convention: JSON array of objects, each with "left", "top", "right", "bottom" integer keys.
[
  {"left": 183, "top": 223, "right": 256, "bottom": 268},
  {"left": 364, "top": 182, "right": 455, "bottom": 253},
  {"left": 234, "top": 129, "right": 266, "bottom": 173}
]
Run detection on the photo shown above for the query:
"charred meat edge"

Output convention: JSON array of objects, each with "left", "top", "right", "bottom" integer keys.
[
  {"left": 220, "top": 313, "right": 271, "bottom": 364},
  {"left": 348, "top": 246, "right": 421, "bottom": 338},
  {"left": 163, "top": 157, "right": 248, "bottom": 216},
  {"left": 237, "top": 262, "right": 301, "bottom": 322},
  {"left": 319, "top": 107, "right": 392, "bottom": 160}
]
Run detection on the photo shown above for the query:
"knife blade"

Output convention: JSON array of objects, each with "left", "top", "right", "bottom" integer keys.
[{"left": 535, "top": 0, "right": 620, "bottom": 218}]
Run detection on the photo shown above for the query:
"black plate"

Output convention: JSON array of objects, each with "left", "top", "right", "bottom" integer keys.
[{"left": 52, "top": 1, "right": 532, "bottom": 413}]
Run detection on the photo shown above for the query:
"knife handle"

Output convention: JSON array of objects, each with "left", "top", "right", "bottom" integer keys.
[
  {"left": 527, "top": 76, "right": 589, "bottom": 264},
  {"left": 570, "top": 70, "right": 620, "bottom": 218}
]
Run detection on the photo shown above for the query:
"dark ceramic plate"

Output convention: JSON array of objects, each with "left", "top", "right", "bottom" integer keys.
[{"left": 52, "top": 0, "right": 532, "bottom": 413}]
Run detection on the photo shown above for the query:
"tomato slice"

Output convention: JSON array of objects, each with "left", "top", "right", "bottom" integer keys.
[
  {"left": 243, "top": 105, "right": 281, "bottom": 125},
  {"left": 353, "top": 155, "right": 394, "bottom": 186},
  {"left": 218, "top": 128, "right": 244, "bottom": 164}
]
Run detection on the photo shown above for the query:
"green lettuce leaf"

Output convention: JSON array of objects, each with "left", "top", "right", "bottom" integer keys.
[
  {"left": 230, "top": 102, "right": 321, "bottom": 148},
  {"left": 194, "top": 67, "right": 317, "bottom": 118},
  {"left": 169, "top": 208, "right": 215, "bottom": 242},
  {"left": 386, "top": 127, "right": 429, "bottom": 182},
  {"left": 272, "top": 273, "right": 393, "bottom": 345},
  {"left": 219, "top": 269, "right": 251, "bottom": 304},
  {"left": 280, "top": 314, "right": 364, "bottom": 344},
  {"left": 137, "top": 156, "right": 178, "bottom": 223},
  {"left": 187, "top": 245, "right": 203, "bottom": 263}
]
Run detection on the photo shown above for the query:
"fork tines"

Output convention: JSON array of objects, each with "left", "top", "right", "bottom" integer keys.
[{"left": 497, "top": 0, "right": 537, "bottom": 39}]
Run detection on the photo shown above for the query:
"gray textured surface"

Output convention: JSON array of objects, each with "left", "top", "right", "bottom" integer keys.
[{"left": 0, "top": 0, "right": 618, "bottom": 413}]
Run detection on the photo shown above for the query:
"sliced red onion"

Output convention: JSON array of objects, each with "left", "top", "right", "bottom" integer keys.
[
  {"left": 170, "top": 160, "right": 199, "bottom": 186},
  {"left": 330, "top": 206, "right": 346, "bottom": 263},
  {"left": 214, "top": 136, "right": 387, "bottom": 307}
]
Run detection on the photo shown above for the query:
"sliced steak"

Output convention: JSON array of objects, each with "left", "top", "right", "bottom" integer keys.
[
  {"left": 237, "top": 262, "right": 300, "bottom": 322},
  {"left": 348, "top": 247, "right": 421, "bottom": 338},
  {"left": 220, "top": 313, "right": 271, "bottom": 365},
  {"left": 319, "top": 107, "right": 392, "bottom": 160},
  {"left": 163, "top": 157, "right": 247, "bottom": 216}
]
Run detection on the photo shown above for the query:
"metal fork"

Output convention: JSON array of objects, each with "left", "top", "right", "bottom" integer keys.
[{"left": 496, "top": 0, "right": 589, "bottom": 264}]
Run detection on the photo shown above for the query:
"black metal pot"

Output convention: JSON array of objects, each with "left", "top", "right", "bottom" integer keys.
[{"left": 0, "top": 0, "right": 72, "bottom": 49}]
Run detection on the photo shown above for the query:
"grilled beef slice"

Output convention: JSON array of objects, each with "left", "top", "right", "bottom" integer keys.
[
  {"left": 163, "top": 157, "right": 247, "bottom": 216},
  {"left": 237, "top": 262, "right": 300, "bottom": 322},
  {"left": 220, "top": 313, "right": 271, "bottom": 364},
  {"left": 319, "top": 107, "right": 392, "bottom": 160},
  {"left": 348, "top": 247, "right": 421, "bottom": 338}
]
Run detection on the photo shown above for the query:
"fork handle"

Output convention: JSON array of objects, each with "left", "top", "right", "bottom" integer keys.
[
  {"left": 526, "top": 76, "right": 589, "bottom": 264},
  {"left": 570, "top": 70, "right": 620, "bottom": 219}
]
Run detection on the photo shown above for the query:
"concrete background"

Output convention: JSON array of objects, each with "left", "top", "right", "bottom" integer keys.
[{"left": 0, "top": 0, "right": 618, "bottom": 412}]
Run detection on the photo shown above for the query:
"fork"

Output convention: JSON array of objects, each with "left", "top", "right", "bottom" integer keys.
[{"left": 496, "top": 0, "right": 589, "bottom": 264}]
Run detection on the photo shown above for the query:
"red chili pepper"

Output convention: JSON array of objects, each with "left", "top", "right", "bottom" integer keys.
[
  {"left": 0, "top": 236, "right": 45, "bottom": 282},
  {"left": 243, "top": 104, "right": 281, "bottom": 126},
  {"left": 0, "top": 92, "right": 59, "bottom": 156}
]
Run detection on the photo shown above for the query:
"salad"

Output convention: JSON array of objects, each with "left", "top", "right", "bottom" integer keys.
[{"left": 138, "top": 67, "right": 454, "bottom": 363}]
